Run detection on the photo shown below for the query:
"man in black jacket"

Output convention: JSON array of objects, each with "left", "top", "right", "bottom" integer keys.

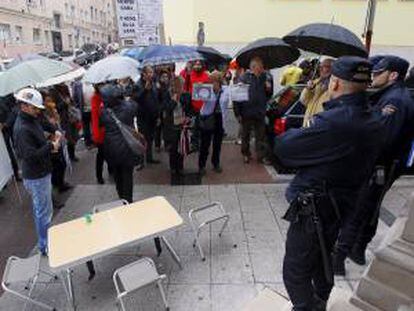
[
  {"left": 0, "top": 94, "right": 20, "bottom": 180},
  {"left": 234, "top": 57, "right": 273, "bottom": 164},
  {"left": 133, "top": 66, "right": 161, "bottom": 164},
  {"left": 13, "top": 88, "right": 61, "bottom": 255}
]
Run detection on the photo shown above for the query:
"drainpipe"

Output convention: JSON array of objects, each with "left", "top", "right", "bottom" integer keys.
[{"left": 363, "top": 0, "right": 377, "bottom": 55}]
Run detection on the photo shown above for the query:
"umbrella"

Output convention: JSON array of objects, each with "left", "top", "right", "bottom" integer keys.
[
  {"left": 122, "top": 47, "right": 146, "bottom": 62},
  {"left": 196, "top": 46, "right": 228, "bottom": 66},
  {"left": 283, "top": 23, "right": 368, "bottom": 58},
  {"left": 83, "top": 56, "right": 140, "bottom": 84},
  {"left": 0, "top": 59, "right": 73, "bottom": 96},
  {"left": 235, "top": 37, "right": 300, "bottom": 69},
  {"left": 140, "top": 45, "right": 203, "bottom": 67},
  {"left": 7, "top": 53, "right": 47, "bottom": 68},
  {"left": 36, "top": 64, "right": 86, "bottom": 88}
]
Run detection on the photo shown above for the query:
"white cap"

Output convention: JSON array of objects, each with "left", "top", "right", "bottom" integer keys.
[{"left": 14, "top": 88, "right": 45, "bottom": 109}]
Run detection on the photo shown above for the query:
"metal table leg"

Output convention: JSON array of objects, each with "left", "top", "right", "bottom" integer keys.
[
  {"left": 66, "top": 269, "right": 76, "bottom": 310},
  {"left": 161, "top": 236, "right": 183, "bottom": 270}
]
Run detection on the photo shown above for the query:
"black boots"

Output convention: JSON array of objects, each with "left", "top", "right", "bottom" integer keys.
[{"left": 348, "top": 244, "right": 367, "bottom": 266}]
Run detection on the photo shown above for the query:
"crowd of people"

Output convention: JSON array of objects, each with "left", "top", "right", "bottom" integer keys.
[{"left": 1, "top": 50, "right": 414, "bottom": 311}]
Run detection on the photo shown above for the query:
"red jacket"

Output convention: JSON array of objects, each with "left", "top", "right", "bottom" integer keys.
[
  {"left": 91, "top": 92, "right": 105, "bottom": 145},
  {"left": 190, "top": 70, "right": 210, "bottom": 113}
]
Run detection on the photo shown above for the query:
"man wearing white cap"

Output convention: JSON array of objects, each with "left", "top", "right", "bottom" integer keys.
[{"left": 13, "top": 88, "right": 61, "bottom": 255}]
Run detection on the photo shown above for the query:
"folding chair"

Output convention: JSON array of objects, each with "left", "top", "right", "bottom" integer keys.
[
  {"left": 189, "top": 202, "right": 230, "bottom": 261},
  {"left": 113, "top": 257, "right": 169, "bottom": 311},
  {"left": 1, "top": 254, "right": 66, "bottom": 311}
]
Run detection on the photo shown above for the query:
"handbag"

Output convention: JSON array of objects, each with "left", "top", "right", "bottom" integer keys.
[
  {"left": 199, "top": 91, "right": 222, "bottom": 131},
  {"left": 106, "top": 108, "right": 147, "bottom": 157}
]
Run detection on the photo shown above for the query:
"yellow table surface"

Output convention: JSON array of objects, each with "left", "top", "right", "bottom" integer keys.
[{"left": 48, "top": 196, "right": 183, "bottom": 270}]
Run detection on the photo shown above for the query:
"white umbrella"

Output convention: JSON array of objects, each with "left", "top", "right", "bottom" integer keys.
[
  {"left": 36, "top": 67, "right": 86, "bottom": 88},
  {"left": 0, "top": 59, "right": 73, "bottom": 96},
  {"left": 83, "top": 56, "right": 140, "bottom": 84}
]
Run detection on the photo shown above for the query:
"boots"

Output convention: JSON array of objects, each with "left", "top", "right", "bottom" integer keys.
[
  {"left": 332, "top": 250, "right": 346, "bottom": 276},
  {"left": 348, "top": 243, "right": 367, "bottom": 265}
]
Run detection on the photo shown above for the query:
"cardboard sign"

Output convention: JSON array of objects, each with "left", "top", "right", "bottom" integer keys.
[
  {"left": 192, "top": 84, "right": 214, "bottom": 101},
  {"left": 230, "top": 83, "right": 250, "bottom": 102}
]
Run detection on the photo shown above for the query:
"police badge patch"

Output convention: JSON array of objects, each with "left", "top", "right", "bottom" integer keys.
[{"left": 382, "top": 104, "right": 398, "bottom": 116}]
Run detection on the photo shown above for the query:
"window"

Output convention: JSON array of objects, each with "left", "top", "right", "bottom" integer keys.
[
  {"left": 15, "top": 25, "right": 23, "bottom": 43},
  {"left": 53, "top": 13, "right": 61, "bottom": 28},
  {"left": 71, "top": 5, "right": 75, "bottom": 18},
  {"left": 65, "top": 3, "right": 69, "bottom": 17},
  {"left": 0, "top": 24, "right": 11, "bottom": 43},
  {"left": 90, "top": 6, "right": 93, "bottom": 20},
  {"left": 68, "top": 34, "right": 73, "bottom": 48},
  {"left": 95, "top": 8, "right": 98, "bottom": 21},
  {"left": 33, "top": 28, "right": 41, "bottom": 44},
  {"left": 44, "top": 30, "right": 50, "bottom": 45}
]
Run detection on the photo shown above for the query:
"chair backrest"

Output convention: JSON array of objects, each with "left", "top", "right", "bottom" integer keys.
[
  {"left": 92, "top": 199, "right": 129, "bottom": 214},
  {"left": 2, "top": 255, "right": 41, "bottom": 285}
]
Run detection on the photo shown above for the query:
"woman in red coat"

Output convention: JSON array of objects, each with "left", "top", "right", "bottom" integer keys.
[{"left": 90, "top": 85, "right": 106, "bottom": 184}]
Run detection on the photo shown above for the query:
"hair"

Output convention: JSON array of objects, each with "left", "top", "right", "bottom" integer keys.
[
  {"left": 209, "top": 70, "right": 224, "bottom": 85},
  {"left": 142, "top": 65, "right": 153, "bottom": 74},
  {"left": 250, "top": 56, "right": 264, "bottom": 68}
]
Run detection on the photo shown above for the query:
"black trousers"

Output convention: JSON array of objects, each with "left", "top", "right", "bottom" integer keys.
[
  {"left": 68, "top": 142, "right": 76, "bottom": 160},
  {"left": 3, "top": 131, "right": 19, "bottom": 178},
  {"left": 142, "top": 120, "right": 156, "bottom": 161},
  {"left": 112, "top": 164, "right": 134, "bottom": 203},
  {"left": 336, "top": 164, "right": 401, "bottom": 256},
  {"left": 51, "top": 152, "right": 66, "bottom": 188},
  {"left": 169, "top": 130, "right": 184, "bottom": 172},
  {"left": 241, "top": 116, "right": 268, "bottom": 160},
  {"left": 199, "top": 116, "right": 224, "bottom": 169},
  {"left": 283, "top": 214, "right": 339, "bottom": 310},
  {"left": 82, "top": 112, "right": 92, "bottom": 146},
  {"left": 96, "top": 145, "right": 105, "bottom": 181},
  {"left": 154, "top": 117, "right": 163, "bottom": 149}
]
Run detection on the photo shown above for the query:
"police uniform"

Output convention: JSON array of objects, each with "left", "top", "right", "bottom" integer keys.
[
  {"left": 334, "top": 56, "right": 414, "bottom": 273},
  {"left": 274, "top": 57, "right": 384, "bottom": 310}
]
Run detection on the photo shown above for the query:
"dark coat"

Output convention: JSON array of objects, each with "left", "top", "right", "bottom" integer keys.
[
  {"left": 234, "top": 71, "right": 273, "bottom": 119},
  {"left": 132, "top": 80, "right": 160, "bottom": 126},
  {"left": 13, "top": 111, "right": 53, "bottom": 180},
  {"left": 370, "top": 81, "right": 414, "bottom": 164},
  {"left": 0, "top": 95, "right": 18, "bottom": 137},
  {"left": 274, "top": 92, "right": 384, "bottom": 206},
  {"left": 100, "top": 99, "right": 137, "bottom": 168}
]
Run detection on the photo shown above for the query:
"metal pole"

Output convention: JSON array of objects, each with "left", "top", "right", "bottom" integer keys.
[{"left": 364, "top": 0, "right": 377, "bottom": 55}]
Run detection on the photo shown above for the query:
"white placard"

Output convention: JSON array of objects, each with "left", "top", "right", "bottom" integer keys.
[
  {"left": 0, "top": 131, "right": 13, "bottom": 191},
  {"left": 116, "top": 0, "right": 139, "bottom": 39},
  {"left": 230, "top": 84, "right": 250, "bottom": 102}
]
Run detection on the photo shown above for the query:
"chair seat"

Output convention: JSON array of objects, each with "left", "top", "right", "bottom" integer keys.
[
  {"left": 192, "top": 205, "right": 227, "bottom": 227},
  {"left": 4, "top": 254, "right": 41, "bottom": 284},
  {"left": 117, "top": 258, "right": 160, "bottom": 292}
]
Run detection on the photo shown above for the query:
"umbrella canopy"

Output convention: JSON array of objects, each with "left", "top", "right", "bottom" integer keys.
[
  {"left": 196, "top": 46, "right": 228, "bottom": 66},
  {"left": 283, "top": 23, "right": 368, "bottom": 58},
  {"left": 83, "top": 56, "right": 140, "bottom": 84},
  {"left": 235, "top": 37, "right": 300, "bottom": 69},
  {"left": 7, "top": 53, "right": 47, "bottom": 68},
  {"left": 0, "top": 59, "right": 73, "bottom": 96},
  {"left": 140, "top": 45, "right": 203, "bottom": 67},
  {"left": 37, "top": 66, "right": 86, "bottom": 88},
  {"left": 122, "top": 47, "right": 146, "bottom": 62}
]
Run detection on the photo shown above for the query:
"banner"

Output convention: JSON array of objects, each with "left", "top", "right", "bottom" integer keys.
[
  {"left": 0, "top": 131, "right": 13, "bottom": 191},
  {"left": 116, "top": 0, "right": 139, "bottom": 39}
]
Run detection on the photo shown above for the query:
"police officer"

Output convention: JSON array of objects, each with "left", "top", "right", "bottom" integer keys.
[
  {"left": 274, "top": 56, "right": 384, "bottom": 311},
  {"left": 333, "top": 55, "right": 414, "bottom": 275}
]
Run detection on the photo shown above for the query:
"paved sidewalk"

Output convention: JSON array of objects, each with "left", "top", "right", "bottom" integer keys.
[{"left": 1, "top": 182, "right": 411, "bottom": 311}]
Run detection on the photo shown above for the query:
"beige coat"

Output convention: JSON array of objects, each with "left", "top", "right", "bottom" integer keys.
[{"left": 301, "top": 78, "right": 330, "bottom": 127}]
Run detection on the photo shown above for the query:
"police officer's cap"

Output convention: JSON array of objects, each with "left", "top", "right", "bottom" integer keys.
[
  {"left": 331, "top": 56, "right": 372, "bottom": 83},
  {"left": 372, "top": 55, "right": 409, "bottom": 79},
  {"left": 368, "top": 55, "right": 385, "bottom": 67}
]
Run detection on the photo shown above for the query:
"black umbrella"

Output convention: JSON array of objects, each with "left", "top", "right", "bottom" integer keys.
[
  {"left": 235, "top": 37, "right": 300, "bottom": 69},
  {"left": 196, "top": 46, "right": 228, "bottom": 66},
  {"left": 283, "top": 23, "right": 368, "bottom": 58}
]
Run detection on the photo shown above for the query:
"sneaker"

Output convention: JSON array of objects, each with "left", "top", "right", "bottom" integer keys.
[
  {"left": 348, "top": 244, "right": 367, "bottom": 266},
  {"left": 243, "top": 156, "right": 250, "bottom": 164},
  {"left": 58, "top": 183, "right": 73, "bottom": 193},
  {"left": 235, "top": 139, "right": 242, "bottom": 145},
  {"left": 97, "top": 178, "right": 105, "bottom": 185}
]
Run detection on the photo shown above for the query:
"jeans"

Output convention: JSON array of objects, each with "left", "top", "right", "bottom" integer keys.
[{"left": 23, "top": 174, "right": 53, "bottom": 253}]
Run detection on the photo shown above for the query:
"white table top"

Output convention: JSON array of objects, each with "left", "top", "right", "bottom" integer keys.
[{"left": 48, "top": 196, "right": 183, "bottom": 270}]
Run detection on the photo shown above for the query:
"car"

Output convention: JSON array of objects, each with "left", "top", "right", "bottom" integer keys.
[{"left": 46, "top": 52, "right": 63, "bottom": 61}]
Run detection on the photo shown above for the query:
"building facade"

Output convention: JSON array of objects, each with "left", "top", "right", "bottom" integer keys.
[
  {"left": 163, "top": 0, "right": 414, "bottom": 62},
  {"left": 0, "top": 0, "right": 119, "bottom": 58}
]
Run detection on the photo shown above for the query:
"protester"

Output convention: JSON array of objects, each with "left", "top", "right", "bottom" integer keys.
[
  {"left": 91, "top": 84, "right": 106, "bottom": 184},
  {"left": 234, "top": 57, "right": 273, "bottom": 164},
  {"left": 41, "top": 92, "right": 72, "bottom": 194},
  {"left": 133, "top": 66, "right": 161, "bottom": 164},
  {"left": 0, "top": 94, "right": 20, "bottom": 180},
  {"left": 72, "top": 78, "right": 93, "bottom": 147},
  {"left": 333, "top": 55, "right": 414, "bottom": 276},
  {"left": 233, "top": 66, "right": 246, "bottom": 146},
  {"left": 274, "top": 57, "right": 384, "bottom": 311},
  {"left": 155, "top": 70, "right": 171, "bottom": 152},
  {"left": 13, "top": 88, "right": 62, "bottom": 255},
  {"left": 300, "top": 58, "right": 334, "bottom": 127},
  {"left": 198, "top": 71, "right": 229, "bottom": 175},
  {"left": 100, "top": 84, "right": 137, "bottom": 203}
]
